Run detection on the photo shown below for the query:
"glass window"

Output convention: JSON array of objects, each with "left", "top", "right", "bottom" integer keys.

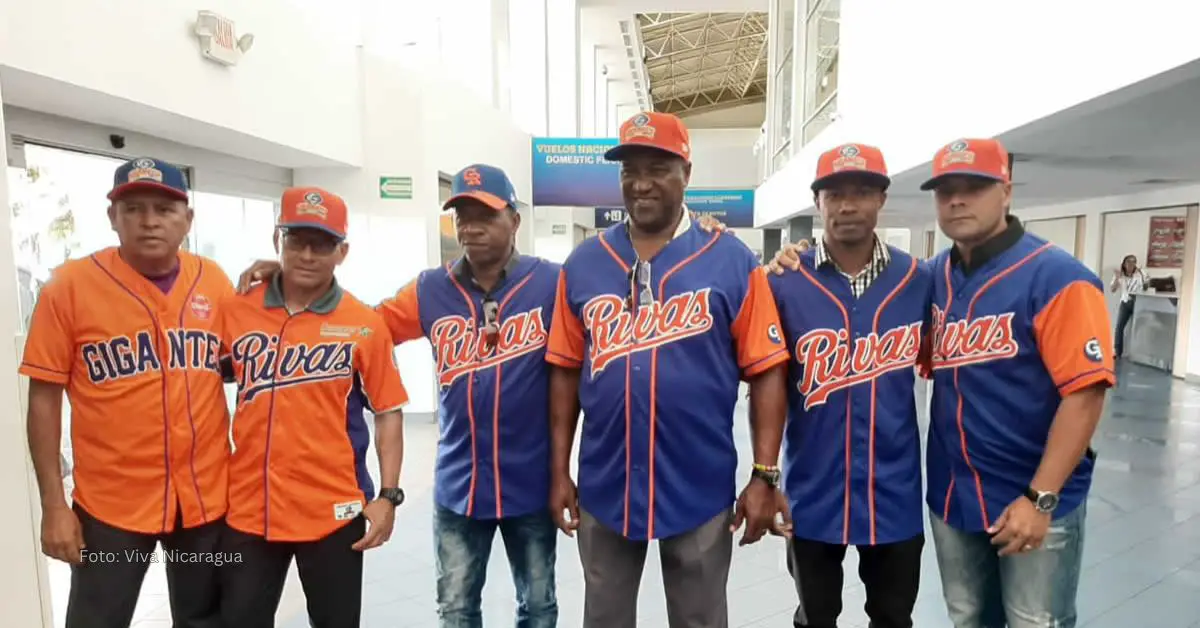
[
  {"left": 7, "top": 145, "right": 125, "bottom": 334},
  {"left": 803, "top": 0, "right": 840, "bottom": 128},
  {"left": 775, "top": 0, "right": 796, "bottom": 62},
  {"left": 438, "top": 176, "right": 459, "bottom": 264},
  {"left": 773, "top": 51, "right": 794, "bottom": 167},
  {"left": 802, "top": 93, "right": 838, "bottom": 144},
  {"left": 191, "top": 191, "right": 279, "bottom": 282}
]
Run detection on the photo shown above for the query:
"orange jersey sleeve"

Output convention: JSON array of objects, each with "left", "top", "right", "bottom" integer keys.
[
  {"left": 375, "top": 279, "right": 424, "bottom": 344},
  {"left": 731, "top": 267, "right": 789, "bottom": 377},
  {"left": 546, "top": 269, "right": 585, "bottom": 368},
  {"left": 20, "top": 270, "right": 75, "bottom": 385},
  {"left": 1032, "top": 280, "right": 1116, "bottom": 396},
  {"left": 357, "top": 314, "right": 409, "bottom": 413}
]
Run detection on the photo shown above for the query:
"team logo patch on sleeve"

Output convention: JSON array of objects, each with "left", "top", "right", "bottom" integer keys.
[
  {"left": 1083, "top": 338, "right": 1104, "bottom": 363},
  {"left": 767, "top": 324, "right": 783, "bottom": 345}
]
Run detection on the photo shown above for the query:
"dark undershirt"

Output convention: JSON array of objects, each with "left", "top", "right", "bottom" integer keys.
[{"left": 145, "top": 264, "right": 181, "bottom": 294}]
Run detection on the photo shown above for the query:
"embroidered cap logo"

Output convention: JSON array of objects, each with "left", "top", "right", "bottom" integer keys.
[{"left": 463, "top": 168, "right": 483, "bottom": 187}]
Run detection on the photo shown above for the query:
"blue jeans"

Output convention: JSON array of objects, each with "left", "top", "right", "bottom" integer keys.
[
  {"left": 929, "top": 503, "right": 1086, "bottom": 628},
  {"left": 434, "top": 504, "right": 558, "bottom": 628}
]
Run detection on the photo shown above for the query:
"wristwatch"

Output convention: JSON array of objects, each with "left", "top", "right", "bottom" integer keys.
[
  {"left": 379, "top": 487, "right": 405, "bottom": 507},
  {"left": 751, "top": 464, "right": 781, "bottom": 489},
  {"left": 1024, "top": 487, "right": 1059, "bottom": 514}
]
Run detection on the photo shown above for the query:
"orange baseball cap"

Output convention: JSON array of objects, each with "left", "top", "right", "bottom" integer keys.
[
  {"left": 812, "top": 143, "right": 891, "bottom": 192},
  {"left": 920, "top": 138, "right": 1011, "bottom": 190},
  {"left": 603, "top": 111, "right": 691, "bottom": 162},
  {"left": 277, "top": 187, "right": 349, "bottom": 240}
]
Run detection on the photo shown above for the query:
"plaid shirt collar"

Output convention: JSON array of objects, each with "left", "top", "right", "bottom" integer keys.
[{"left": 815, "top": 236, "right": 891, "bottom": 272}]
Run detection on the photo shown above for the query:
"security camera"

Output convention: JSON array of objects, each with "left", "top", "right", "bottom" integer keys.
[{"left": 109, "top": 134, "right": 126, "bottom": 150}]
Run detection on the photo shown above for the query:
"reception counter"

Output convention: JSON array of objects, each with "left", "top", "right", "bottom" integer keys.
[{"left": 1125, "top": 292, "right": 1179, "bottom": 372}]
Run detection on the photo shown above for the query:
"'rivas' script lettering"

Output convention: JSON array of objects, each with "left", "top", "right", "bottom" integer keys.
[
  {"left": 431, "top": 308, "right": 548, "bottom": 388},
  {"left": 584, "top": 290, "right": 714, "bottom": 378},
  {"left": 231, "top": 332, "right": 355, "bottom": 402},
  {"left": 929, "top": 305, "right": 1019, "bottom": 369},
  {"left": 796, "top": 322, "right": 922, "bottom": 410}
]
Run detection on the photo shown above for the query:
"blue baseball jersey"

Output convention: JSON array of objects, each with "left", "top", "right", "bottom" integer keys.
[
  {"left": 769, "top": 247, "right": 932, "bottom": 546},
  {"left": 925, "top": 221, "right": 1115, "bottom": 532},
  {"left": 546, "top": 220, "right": 789, "bottom": 541},
  {"left": 378, "top": 254, "right": 558, "bottom": 520}
]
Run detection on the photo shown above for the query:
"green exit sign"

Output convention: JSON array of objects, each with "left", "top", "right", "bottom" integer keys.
[{"left": 379, "top": 176, "right": 413, "bottom": 199}]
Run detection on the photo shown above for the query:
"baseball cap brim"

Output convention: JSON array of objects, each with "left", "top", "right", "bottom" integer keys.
[
  {"left": 811, "top": 171, "right": 891, "bottom": 193},
  {"left": 107, "top": 181, "right": 189, "bottom": 202},
  {"left": 603, "top": 142, "right": 688, "bottom": 162},
  {"left": 277, "top": 222, "right": 346, "bottom": 240},
  {"left": 920, "top": 171, "right": 1007, "bottom": 191},
  {"left": 443, "top": 191, "right": 515, "bottom": 212}
]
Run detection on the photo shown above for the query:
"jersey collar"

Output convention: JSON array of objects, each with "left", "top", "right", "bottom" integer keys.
[
  {"left": 452, "top": 250, "right": 522, "bottom": 292},
  {"left": 263, "top": 273, "right": 344, "bottom": 314},
  {"left": 950, "top": 214, "right": 1025, "bottom": 274},
  {"left": 623, "top": 205, "right": 693, "bottom": 241}
]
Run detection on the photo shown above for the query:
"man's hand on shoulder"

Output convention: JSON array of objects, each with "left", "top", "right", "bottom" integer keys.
[
  {"left": 237, "top": 260, "right": 281, "bottom": 294},
  {"left": 765, "top": 242, "right": 806, "bottom": 275}
]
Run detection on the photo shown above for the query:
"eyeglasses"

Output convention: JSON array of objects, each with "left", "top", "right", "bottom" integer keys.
[
  {"left": 481, "top": 297, "right": 499, "bottom": 348},
  {"left": 627, "top": 260, "right": 653, "bottom": 311}
]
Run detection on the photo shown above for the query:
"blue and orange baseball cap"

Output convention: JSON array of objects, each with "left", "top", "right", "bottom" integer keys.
[
  {"left": 920, "top": 138, "right": 1011, "bottom": 190},
  {"left": 604, "top": 111, "right": 691, "bottom": 162},
  {"left": 277, "top": 186, "right": 349, "bottom": 240},
  {"left": 812, "top": 143, "right": 890, "bottom": 192},
  {"left": 108, "top": 157, "right": 190, "bottom": 201},
  {"left": 443, "top": 164, "right": 524, "bottom": 212}
]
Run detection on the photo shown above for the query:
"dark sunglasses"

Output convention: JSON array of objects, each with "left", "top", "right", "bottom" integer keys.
[{"left": 627, "top": 260, "right": 653, "bottom": 311}]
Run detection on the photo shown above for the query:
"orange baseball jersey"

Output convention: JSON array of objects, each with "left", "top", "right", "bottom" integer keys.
[
  {"left": 20, "top": 248, "right": 233, "bottom": 534},
  {"left": 546, "top": 218, "right": 789, "bottom": 540},
  {"left": 220, "top": 276, "right": 407, "bottom": 542},
  {"left": 926, "top": 217, "right": 1115, "bottom": 533}
]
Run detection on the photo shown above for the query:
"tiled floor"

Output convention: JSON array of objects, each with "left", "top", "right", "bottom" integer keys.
[{"left": 46, "top": 362, "right": 1200, "bottom": 627}]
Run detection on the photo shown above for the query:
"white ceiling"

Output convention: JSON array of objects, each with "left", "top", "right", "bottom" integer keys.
[{"left": 768, "top": 56, "right": 1200, "bottom": 230}]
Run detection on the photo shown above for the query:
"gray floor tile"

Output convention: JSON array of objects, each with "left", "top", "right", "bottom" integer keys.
[{"left": 99, "top": 362, "right": 1200, "bottom": 627}]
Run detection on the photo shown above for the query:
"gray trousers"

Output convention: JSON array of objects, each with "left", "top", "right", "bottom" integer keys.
[{"left": 577, "top": 508, "right": 733, "bottom": 628}]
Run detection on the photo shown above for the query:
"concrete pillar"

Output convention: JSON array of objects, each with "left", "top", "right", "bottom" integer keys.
[
  {"left": 787, "top": 215, "right": 814, "bottom": 245},
  {"left": 0, "top": 82, "right": 56, "bottom": 627},
  {"left": 763, "top": 228, "right": 783, "bottom": 264}
]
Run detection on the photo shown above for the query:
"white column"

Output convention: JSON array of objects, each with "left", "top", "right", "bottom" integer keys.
[
  {"left": 546, "top": 0, "right": 579, "bottom": 136},
  {"left": 0, "top": 82, "right": 56, "bottom": 628},
  {"left": 491, "top": 0, "right": 512, "bottom": 113},
  {"left": 508, "top": 0, "right": 548, "bottom": 135}
]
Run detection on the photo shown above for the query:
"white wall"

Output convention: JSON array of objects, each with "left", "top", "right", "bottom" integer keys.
[
  {"left": 1025, "top": 217, "right": 1079, "bottom": 257},
  {"left": 689, "top": 128, "right": 760, "bottom": 188},
  {"left": 756, "top": 0, "right": 1200, "bottom": 227},
  {"left": 0, "top": 78, "right": 54, "bottom": 628},
  {"left": 0, "top": 0, "right": 364, "bottom": 167}
]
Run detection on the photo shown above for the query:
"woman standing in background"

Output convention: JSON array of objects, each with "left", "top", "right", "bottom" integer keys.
[{"left": 1110, "top": 254, "right": 1146, "bottom": 359}]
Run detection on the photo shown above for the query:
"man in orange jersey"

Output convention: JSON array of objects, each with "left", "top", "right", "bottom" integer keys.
[
  {"left": 217, "top": 187, "right": 408, "bottom": 628},
  {"left": 21, "top": 157, "right": 231, "bottom": 628}
]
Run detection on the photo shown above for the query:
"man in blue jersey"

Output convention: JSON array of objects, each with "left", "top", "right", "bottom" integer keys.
[
  {"left": 766, "top": 144, "right": 929, "bottom": 628},
  {"left": 547, "top": 111, "right": 791, "bottom": 628},
  {"left": 921, "top": 138, "right": 1112, "bottom": 628}
]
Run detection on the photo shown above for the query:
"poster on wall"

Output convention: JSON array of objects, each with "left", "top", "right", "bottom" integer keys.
[
  {"left": 1146, "top": 216, "right": 1187, "bottom": 268},
  {"left": 593, "top": 189, "right": 756, "bottom": 229}
]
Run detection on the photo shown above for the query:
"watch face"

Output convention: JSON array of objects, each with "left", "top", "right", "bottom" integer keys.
[{"left": 1036, "top": 493, "right": 1058, "bottom": 512}]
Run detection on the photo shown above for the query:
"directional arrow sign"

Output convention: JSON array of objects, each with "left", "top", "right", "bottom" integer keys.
[{"left": 379, "top": 176, "right": 413, "bottom": 199}]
